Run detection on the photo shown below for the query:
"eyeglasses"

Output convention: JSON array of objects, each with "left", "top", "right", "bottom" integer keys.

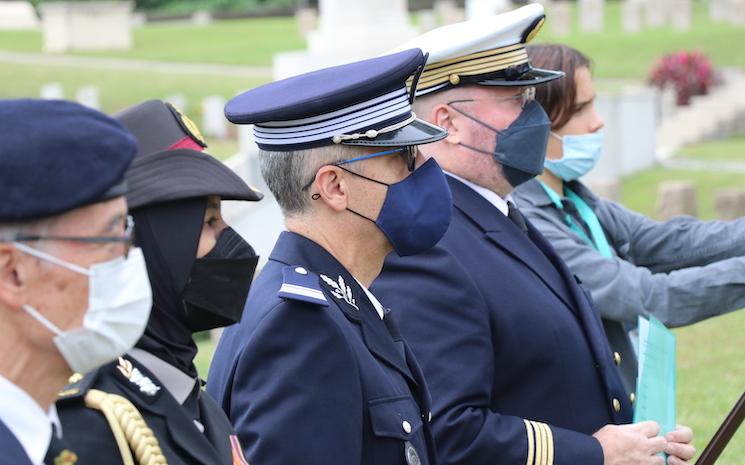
[
  {"left": 13, "top": 215, "right": 135, "bottom": 258},
  {"left": 448, "top": 86, "right": 536, "bottom": 110},
  {"left": 302, "top": 146, "right": 418, "bottom": 191}
]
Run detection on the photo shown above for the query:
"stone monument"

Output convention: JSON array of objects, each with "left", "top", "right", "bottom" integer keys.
[
  {"left": 274, "top": 0, "right": 418, "bottom": 80},
  {"left": 0, "top": 1, "right": 39, "bottom": 29},
  {"left": 40, "top": 1, "right": 133, "bottom": 52}
]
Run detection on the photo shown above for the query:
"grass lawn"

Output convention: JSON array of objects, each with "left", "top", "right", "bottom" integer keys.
[
  {"left": 677, "top": 134, "right": 745, "bottom": 163},
  {"left": 0, "top": 61, "right": 265, "bottom": 121},
  {"left": 1, "top": 3, "right": 745, "bottom": 75}
]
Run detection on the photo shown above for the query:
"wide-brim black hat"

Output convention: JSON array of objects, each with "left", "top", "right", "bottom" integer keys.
[{"left": 115, "top": 99, "right": 262, "bottom": 208}]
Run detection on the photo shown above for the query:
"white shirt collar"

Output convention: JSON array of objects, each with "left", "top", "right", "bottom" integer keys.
[
  {"left": 355, "top": 278, "right": 385, "bottom": 320},
  {"left": 445, "top": 171, "right": 512, "bottom": 216},
  {"left": 0, "top": 375, "right": 53, "bottom": 465},
  {"left": 127, "top": 348, "right": 197, "bottom": 405}
]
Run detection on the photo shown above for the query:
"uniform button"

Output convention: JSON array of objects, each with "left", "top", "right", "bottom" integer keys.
[
  {"left": 613, "top": 352, "right": 621, "bottom": 366},
  {"left": 629, "top": 392, "right": 636, "bottom": 405},
  {"left": 612, "top": 398, "right": 621, "bottom": 412},
  {"left": 68, "top": 373, "right": 84, "bottom": 384},
  {"left": 294, "top": 267, "right": 307, "bottom": 275},
  {"left": 428, "top": 411, "right": 432, "bottom": 422},
  {"left": 402, "top": 420, "right": 412, "bottom": 434}
]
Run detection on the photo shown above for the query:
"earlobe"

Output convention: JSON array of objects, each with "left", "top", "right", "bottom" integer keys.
[
  {"left": 0, "top": 247, "right": 24, "bottom": 310},
  {"left": 432, "top": 105, "right": 461, "bottom": 145},
  {"left": 314, "top": 166, "right": 348, "bottom": 213}
]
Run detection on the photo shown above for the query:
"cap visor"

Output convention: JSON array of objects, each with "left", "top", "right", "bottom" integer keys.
[
  {"left": 126, "top": 149, "right": 263, "bottom": 209},
  {"left": 342, "top": 118, "right": 448, "bottom": 147},
  {"left": 477, "top": 68, "right": 565, "bottom": 87}
]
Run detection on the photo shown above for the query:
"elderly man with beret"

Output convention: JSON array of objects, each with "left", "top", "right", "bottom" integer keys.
[
  {"left": 207, "top": 49, "right": 453, "bottom": 465},
  {"left": 0, "top": 99, "right": 153, "bottom": 465}
]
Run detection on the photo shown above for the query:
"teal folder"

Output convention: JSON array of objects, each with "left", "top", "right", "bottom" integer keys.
[{"left": 634, "top": 315, "right": 676, "bottom": 436}]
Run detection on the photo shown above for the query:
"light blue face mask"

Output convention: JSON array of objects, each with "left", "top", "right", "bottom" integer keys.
[{"left": 544, "top": 131, "right": 603, "bottom": 181}]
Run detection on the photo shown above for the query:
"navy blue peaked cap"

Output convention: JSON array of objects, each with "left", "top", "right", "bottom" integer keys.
[
  {"left": 225, "top": 48, "right": 448, "bottom": 151},
  {"left": 0, "top": 99, "right": 137, "bottom": 221}
]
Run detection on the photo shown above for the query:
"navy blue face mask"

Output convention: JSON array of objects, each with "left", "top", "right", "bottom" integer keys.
[
  {"left": 450, "top": 100, "right": 551, "bottom": 188},
  {"left": 336, "top": 157, "right": 453, "bottom": 256}
]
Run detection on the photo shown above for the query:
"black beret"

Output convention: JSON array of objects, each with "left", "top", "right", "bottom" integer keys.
[
  {"left": 0, "top": 99, "right": 137, "bottom": 221},
  {"left": 225, "top": 48, "right": 448, "bottom": 151},
  {"left": 114, "top": 99, "right": 262, "bottom": 210}
]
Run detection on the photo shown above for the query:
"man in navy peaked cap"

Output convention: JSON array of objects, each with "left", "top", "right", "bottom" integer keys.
[
  {"left": 0, "top": 99, "right": 148, "bottom": 465},
  {"left": 207, "top": 49, "right": 453, "bottom": 465}
]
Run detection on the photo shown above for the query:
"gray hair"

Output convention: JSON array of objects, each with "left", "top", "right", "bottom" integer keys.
[{"left": 259, "top": 144, "right": 359, "bottom": 216}]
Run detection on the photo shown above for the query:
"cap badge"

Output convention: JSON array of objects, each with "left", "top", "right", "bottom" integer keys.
[
  {"left": 53, "top": 450, "right": 78, "bottom": 465},
  {"left": 117, "top": 357, "right": 161, "bottom": 396},
  {"left": 166, "top": 103, "right": 207, "bottom": 148},
  {"left": 320, "top": 274, "right": 358, "bottom": 310}
]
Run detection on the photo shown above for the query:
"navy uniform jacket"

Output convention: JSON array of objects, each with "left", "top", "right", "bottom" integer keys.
[
  {"left": 207, "top": 231, "right": 436, "bottom": 465},
  {"left": 50, "top": 355, "right": 240, "bottom": 465},
  {"left": 372, "top": 177, "right": 633, "bottom": 465},
  {"left": 0, "top": 420, "right": 33, "bottom": 465}
]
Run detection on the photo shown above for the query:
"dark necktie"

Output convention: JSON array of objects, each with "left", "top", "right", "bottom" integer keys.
[{"left": 507, "top": 201, "right": 528, "bottom": 234}]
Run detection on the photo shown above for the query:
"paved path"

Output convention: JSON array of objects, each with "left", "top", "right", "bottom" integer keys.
[
  {"left": 0, "top": 50, "right": 272, "bottom": 78},
  {"left": 660, "top": 158, "right": 745, "bottom": 173}
]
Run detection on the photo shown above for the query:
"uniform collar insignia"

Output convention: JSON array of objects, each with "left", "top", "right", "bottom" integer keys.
[
  {"left": 53, "top": 450, "right": 78, "bottom": 465},
  {"left": 320, "top": 274, "right": 358, "bottom": 310},
  {"left": 117, "top": 357, "right": 161, "bottom": 396}
]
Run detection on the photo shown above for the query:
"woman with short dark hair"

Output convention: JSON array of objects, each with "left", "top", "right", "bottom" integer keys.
[{"left": 514, "top": 43, "right": 745, "bottom": 396}]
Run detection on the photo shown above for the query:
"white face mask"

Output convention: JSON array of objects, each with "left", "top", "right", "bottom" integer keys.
[{"left": 13, "top": 243, "right": 152, "bottom": 374}]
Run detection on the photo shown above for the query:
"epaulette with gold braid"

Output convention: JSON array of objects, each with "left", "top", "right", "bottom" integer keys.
[{"left": 84, "top": 389, "right": 169, "bottom": 465}]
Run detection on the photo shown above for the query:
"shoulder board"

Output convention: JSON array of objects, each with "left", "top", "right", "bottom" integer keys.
[
  {"left": 56, "top": 369, "right": 100, "bottom": 402},
  {"left": 278, "top": 265, "right": 329, "bottom": 307}
]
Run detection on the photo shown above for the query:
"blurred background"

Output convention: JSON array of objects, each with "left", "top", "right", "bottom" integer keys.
[{"left": 0, "top": 0, "right": 742, "bottom": 462}]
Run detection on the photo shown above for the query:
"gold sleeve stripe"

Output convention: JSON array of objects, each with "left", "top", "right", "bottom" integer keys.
[
  {"left": 542, "top": 423, "right": 554, "bottom": 465},
  {"left": 538, "top": 421, "right": 548, "bottom": 465},
  {"left": 523, "top": 419, "right": 536, "bottom": 465},
  {"left": 533, "top": 421, "right": 543, "bottom": 465}
]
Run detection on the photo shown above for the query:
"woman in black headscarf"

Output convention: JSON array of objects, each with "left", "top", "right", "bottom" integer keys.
[{"left": 48, "top": 100, "right": 262, "bottom": 465}]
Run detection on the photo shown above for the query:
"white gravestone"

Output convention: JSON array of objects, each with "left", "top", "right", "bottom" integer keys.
[
  {"left": 0, "top": 1, "right": 39, "bottom": 29},
  {"left": 273, "top": 0, "right": 418, "bottom": 80},
  {"left": 202, "top": 96, "right": 228, "bottom": 140},
  {"left": 76, "top": 86, "right": 100, "bottom": 110},
  {"left": 550, "top": 1, "right": 572, "bottom": 36},
  {"left": 417, "top": 9, "right": 439, "bottom": 31},
  {"left": 464, "top": 0, "right": 512, "bottom": 21},
  {"left": 40, "top": 83, "right": 64, "bottom": 100},
  {"left": 732, "top": 0, "right": 745, "bottom": 25},
  {"left": 435, "top": 0, "right": 466, "bottom": 24},
  {"left": 644, "top": 0, "right": 669, "bottom": 27},
  {"left": 670, "top": 0, "right": 691, "bottom": 31},
  {"left": 621, "top": 0, "right": 642, "bottom": 33},
  {"left": 40, "top": 1, "right": 133, "bottom": 52},
  {"left": 579, "top": 0, "right": 604, "bottom": 33}
]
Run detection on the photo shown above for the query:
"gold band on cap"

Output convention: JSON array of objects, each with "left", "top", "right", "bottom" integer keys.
[{"left": 411, "top": 43, "right": 530, "bottom": 93}]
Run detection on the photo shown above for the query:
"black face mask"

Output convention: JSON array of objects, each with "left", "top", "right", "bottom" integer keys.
[{"left": 181, "top": 227, "right": 259, "bottom": 332}]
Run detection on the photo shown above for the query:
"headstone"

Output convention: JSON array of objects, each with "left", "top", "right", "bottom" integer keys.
[
  {"left": 465, "top": 0, "right": 512, "bottom": 20},
  {"left": 670, "top": 0, "right": 691, "bottom": 31},
  {"left": 585, "top": 178, "right": 621, "bottom": 202},
  {"left": 659, "top": 85, "right": 677, "bottom": 121},
  {"left": 0, "top": 1, "right": 39, "bottom": 29},
  {"left": 165, "top": 94, "right": 188, "bottom": 114},
  {"left": 579, "top": 0, "right": 604, "bottom": 33},
  {"left": 710, "top": 0, "right": 729, "bottom": 21},
  {"left": 75, "top": 85, "right": 100, "bottom": 110},
  {"left": 731, "top": 0, "right": 745, "bottom": 25},
  {"left": 40, "top": 1, "right": 133, "bottom": 52},
  {"left": 550, "top": 1, "right": 572, "bottom": 36},
  {"left": 645, "top": 0, "right": 668, "bottom": 27},
  {"left": 295, "top": 7, "right": 318, "bottom": 38},
  {"left": 656, "top": 181, "right": 697, "bottom": 220},
  {"left": 417, "top": 9, "right": 439, "bottom": 31},
  {"left": 202, "top": 96, "right": 228, "bottom": 140},
  {"left": 714, "top": 189, "right": 745, "bottom": 220},
  {"left": 435, "top": 0, "right": 466, "bottom": 25},
  {"left": 40, "top": 83, "right": 64, "bottom": 100},
  {"left": 621, "top": 0, "right": 643, "bottom": 33},
  {"left": 191, "top": 10, "right": 213, "bottom": 26}
]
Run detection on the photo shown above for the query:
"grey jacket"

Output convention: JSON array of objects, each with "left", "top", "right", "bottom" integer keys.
[{"left": 513, "top": 178, "right": 745, "bottom": 393}]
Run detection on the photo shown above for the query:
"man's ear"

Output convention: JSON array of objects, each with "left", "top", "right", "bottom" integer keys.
[
  {"left": 313, "top": 165, "right": 349, "bottom": 213},
  {"left": 0, "top": 245, "right": 24, "bottom": 310},
  {"left": 431, "top": 104, "right": 463, "bottom": 145}
]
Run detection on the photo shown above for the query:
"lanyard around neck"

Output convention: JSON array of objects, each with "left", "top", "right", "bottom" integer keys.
[{"left": 538, "top": 181, "right": 613, "bottom": 258}]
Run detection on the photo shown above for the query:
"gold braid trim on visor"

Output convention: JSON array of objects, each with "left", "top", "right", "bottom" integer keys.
[
  {"left": 409, "top": 43, "right": 530, "bottom": 92},
  {"left": 523, "top": 419, "right": 554, "bottom": 465},
  {"left": 84, "top": 389, "right": 169, "bottom": 465}
]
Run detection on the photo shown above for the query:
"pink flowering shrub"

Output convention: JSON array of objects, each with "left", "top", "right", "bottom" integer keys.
[{"left": 648, "top": 51, "right": 715, "bottom": 105}]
